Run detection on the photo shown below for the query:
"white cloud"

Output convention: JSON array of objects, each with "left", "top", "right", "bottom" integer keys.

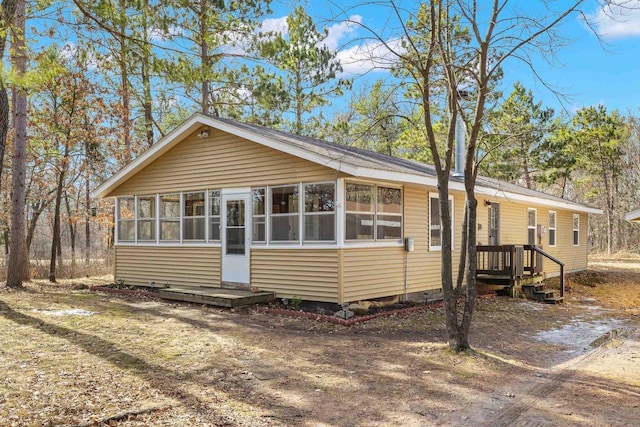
[
  {"left": 336, "top": 38, "right": 404, "bottom": 75},
  {"left": 323, "top": 15, "right": 362, "bottom": 51},
  {"left": 590, "top": 1, "right": 640, "bottom": 39},
  {"left": 260, "top": 16, "right": 288, "bottom": 34}
]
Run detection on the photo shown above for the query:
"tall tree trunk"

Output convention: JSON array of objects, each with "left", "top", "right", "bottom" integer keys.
[
  {"left": 199, "top": 0, "right": 210, "bottom": 115},
  {"left": 49, "top": 144, "right": 69, "bottom": 282},
  {"left": 64, "top": 193, "right": 76, "bottom": 271},
  {"left": 119, "top": 0, "right": 131, "bottom": 163},
  {"left": 141, "top": 0, "right": 154, "bottom": 146},
  {"left": 85, "top": 156, "right": 91, "bottom": 264},
  {"left": 0, "top": 0, "right": 18, "bottom": 186},
  {"left": 6, "top": 0, "right": 26, "bottom": 288}
]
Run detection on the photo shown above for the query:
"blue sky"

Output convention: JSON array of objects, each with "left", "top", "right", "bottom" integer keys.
[{"left": 265, "top": 0, "right": 640, "bottom": 116}]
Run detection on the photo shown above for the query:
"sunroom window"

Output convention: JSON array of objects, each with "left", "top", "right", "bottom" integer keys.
[
  {"left": 377, "top": 186, "right": 402, "bottom": 239},
  {"left": 271, "top": 185, "right": 299, "bottom": 242},
  {"left": 252, "top": 188, "right": 266, "bottom": 242},
  {"left": 346, "top": 183, "right": 374, "bottom": 240},
  {"left": 304, "top": 182, "right": 335, "bottom": 241},
  {"left": 209, "top": 190, "right": 221, "bottom": 241},
  {"left": 117, "top": 197, "right": 135, "bottom": 242},
  {"left": 137, "top": 196, "right": 156, "bottom": 241},
  {"left": 183, "top": 192, "right": 205, "bottom": 240},
  {"left": 573, "top": 214, "right": 580, "bottom": 246},
  {"left": 160, "top": 194, "right": 180, "bottom": 241}
]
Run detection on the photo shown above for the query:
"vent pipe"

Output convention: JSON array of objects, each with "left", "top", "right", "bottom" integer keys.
[
  {"left": 453, "top": 89, "right": 469, "bottom": 177},
  {"left": 454, "top": 114, "right": 466, "bottom": 177}
]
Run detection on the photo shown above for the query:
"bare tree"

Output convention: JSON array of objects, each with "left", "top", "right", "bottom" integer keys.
[{"left": 340, "top": 0, "right": 597, "bottom": 351}]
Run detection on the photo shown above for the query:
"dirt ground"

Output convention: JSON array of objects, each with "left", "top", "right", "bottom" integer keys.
[{"left": 0, "top": 259, "right": 639, "bottom": 427}]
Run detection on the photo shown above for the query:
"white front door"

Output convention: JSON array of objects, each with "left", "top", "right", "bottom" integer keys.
[{"left": 222, "top": 192, "right": 251, "bottom": 285}]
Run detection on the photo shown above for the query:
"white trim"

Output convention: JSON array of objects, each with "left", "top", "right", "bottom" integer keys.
[
  {"left": 429, "top": 193, "right": 454, "bottom": 251},
  {"left": 249, "top": 241, "right": 404, "bottom": 250},
  {"left": 336, "top": 178, "right": 345, "bottom": 246},
  {"left": 573, "top": 213, "right": 580, "bottom": 246},
  {"left": 548, "top": 210, "right": 557, "bottom": 247},
  {"left": 93, "top": 114, "right": 601, "bottom": 215},
  {"left": 115, "top": 242, "right": 221, "bottom": 248},
  {"left": 474, "top": 186, "right": 601, "bottom": 214},
  {"left": 222, "top": 187, "right": 252, "bottom": 196}
]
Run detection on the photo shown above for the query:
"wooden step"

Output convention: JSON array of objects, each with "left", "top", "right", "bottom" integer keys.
[
  {"left": 543, "top": 296, "right": 564, "bottom": 304},
  {"left": 159, "top": 287, "right": 274, "bottom": 308}
]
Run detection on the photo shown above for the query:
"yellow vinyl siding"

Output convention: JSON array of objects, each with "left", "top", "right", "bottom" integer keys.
[
  {"left": 342, "top": 185, "right": 465, "bottom": 302},
  {"left": 115, "top": 246, "right": 220, "bottom": 287},
  {"left": 251, "top": 249, "right": 339, "bottom": 302},
  {"left": 477, "top": 198, "right": 588, "bottom": 275},
  {"left": 108, "top": 128, "right": 340, "bottom": 197}
]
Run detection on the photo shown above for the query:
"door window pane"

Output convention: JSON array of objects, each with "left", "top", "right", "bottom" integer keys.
[{"left": 226, "top": 200, "right": 246, "bottom": 254}]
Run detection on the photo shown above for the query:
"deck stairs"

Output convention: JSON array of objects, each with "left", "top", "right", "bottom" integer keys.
[{"left": 477, "top": 274, "right": 563, "bottom": 304}]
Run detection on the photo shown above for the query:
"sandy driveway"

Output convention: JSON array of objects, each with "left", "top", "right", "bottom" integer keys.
[{"left": 0, "top": 259, "right": 639, "bottom": 426}]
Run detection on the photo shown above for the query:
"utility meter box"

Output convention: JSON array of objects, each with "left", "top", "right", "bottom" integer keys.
[
  {"left": 404, "top": 237, "right": 415, "bottom": 252},
  {"left": 537, "top": 224, "right": 546, "bottom": 238}
]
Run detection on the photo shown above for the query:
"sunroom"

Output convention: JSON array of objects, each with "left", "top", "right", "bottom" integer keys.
[{"left": 115, "top": 180, "right": 404, "bottom": 248}]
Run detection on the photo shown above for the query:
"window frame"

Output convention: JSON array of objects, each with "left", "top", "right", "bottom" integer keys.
[
  {"left": 251, "top": 187, "right": 267, "bottom": 243},
  {"left": 376, "top": 185, "right": 403, "bottom": 241},
  {"left": 159, "top": 193, "right": 181, "bottom": 242},
  {"left": 548, "top": 211, "right": 556, "bottom": 247},
  {"left": 136, "top": 195, "right": 157, "bottom": 242},
  {"left": 269, "top": 184, "right": 301, "bottom": 243},
  {"left": 116, "top": 196, "right": 136, "bottom": 243},
  {"left": 345, "top": 182, "right": 375, "bottom": 241},
  {"left": 573, "top": 213, "right": 580, "bottom": 246},
  {"left": 303, "top": 181, "right": 336, "bottom": 243},
  {"left": 182, "top": 191, "right": 206, "bottom": 241},
  {"left": 208, "top": 190, "right": 221, "bottom": 242},
  {"left": 344, "top": 181, "right": 403, "bottom": 242},
  {"left": 527, "top": 208, "right": 537, "bottom": 245},
  {"left": 428, "top": 193, "right": 454, "bottom": 251}
]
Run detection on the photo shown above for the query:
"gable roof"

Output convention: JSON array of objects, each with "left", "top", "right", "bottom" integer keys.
[{"left": 93, "top": 113, "right": 602, "bottom": 214}]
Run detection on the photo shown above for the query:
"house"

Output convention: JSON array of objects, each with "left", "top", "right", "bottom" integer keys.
[{"left": 93, "top": 113, "right": 602, "bottom": 304}]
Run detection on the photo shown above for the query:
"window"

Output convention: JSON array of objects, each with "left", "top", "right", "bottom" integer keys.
[
  {"left": 377, "top": 186, "right": 402, "bottom": 239},
  {"left": 183, "top": 192, "right": 205, "bottom": 240},
  {"left": 209, "top": 190, "right": 221, "bottom": 241},
  {"left": 117, "top": 197, "right": 135, "bottom": 242},
  {"left": 304, "top": 182, "right": 335, "bottom": 241},
  {"left": 252, "top": 188, "right": 266, "bottom": 242},
  {"left": 160, "top": 194, "right": 180, "bottom": 241},
  {"left": 548, "top": 211, "right": 556, "bottom": 247},
  {"left": 271, "top": 185, "right": 299, "bottom": 242},
  {"left": 429, "top": 194, "right": 454, "bottom": 251},
  {"left": 346, "top": 183, "right": 374, "bottom": 240},
  {"left": 573, "top": 214, "right": 580, "bottom": 246},
  {"left": 137, "top": 196, "right": 156, "bottom": 241},
  {"left": 527, "top": 208, "right": 537, "bottom": 245}
]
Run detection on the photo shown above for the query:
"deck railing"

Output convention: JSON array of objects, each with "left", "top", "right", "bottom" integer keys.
[{"left": 476, "top": 244, "right": 565, "bottom": 297}]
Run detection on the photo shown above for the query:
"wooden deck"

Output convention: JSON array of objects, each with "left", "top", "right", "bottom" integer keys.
[{"left": 159, "top": 286, "right": 275, "bottom": 308}]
